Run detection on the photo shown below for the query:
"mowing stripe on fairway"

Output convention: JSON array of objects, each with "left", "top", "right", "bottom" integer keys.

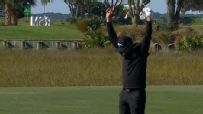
[{"left": 0, "top": 86, "right": 202, "bottom": 114}]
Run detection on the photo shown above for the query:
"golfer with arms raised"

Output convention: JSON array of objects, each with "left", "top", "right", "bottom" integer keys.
[{"left": 106, "top": 7, "right": 152, "bottom": 114}]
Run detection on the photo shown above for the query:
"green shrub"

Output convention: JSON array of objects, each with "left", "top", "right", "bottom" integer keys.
[
  {"left": 84, "top": 29, "right": 108, "bottom": 48},
  {"left": 116, "top": 25, "right": 145, "bottom": 41},
  {"left": 76, "top": 17, "right": 105, "bottom": 48},
  {"left": 171, "top": 27, "right": 197, "bottom": 47},
  {"left": 0, "top": 18, "right": 4, "bottom": 25},
  {"left": 76, "top": 17, "right": 103, "bottom": 33},
  {"left": 177, "top": 35, "right": 203, "bottom": 51},
  {"left": 155, "top": 17, "right": 168, "bottom": 31},
  {"left": 87, "top": 17, "right": 103, "bottom": 31},
  {"left": 153, "top": 31, "right": 170, "bottom": 44},
  {"left": 171, "top": 27, "right": 196, "bottom": 39},
  {"left": 66, "top": 18, "right": 77, "bottom": 24},
  {"left": 76, "top": 19, "right": 89, "bottom": 32}
]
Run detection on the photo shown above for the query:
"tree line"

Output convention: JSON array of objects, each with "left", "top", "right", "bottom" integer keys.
[{"left": 0, "top": 0, "right": 203, "bottom": 30}]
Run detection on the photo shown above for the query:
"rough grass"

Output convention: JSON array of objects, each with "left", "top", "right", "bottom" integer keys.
[
  {"left": 0, "top": 49, "right": 202, "bottom": 87},
  {"left": 0, "top": 86, "right": 203, "bottom": 114},
  {"left": 0, "top": 49, "right": 122, "bottom": 87},
  {"left": 148, "top": 52, "right": 203, "bottom": 85}
]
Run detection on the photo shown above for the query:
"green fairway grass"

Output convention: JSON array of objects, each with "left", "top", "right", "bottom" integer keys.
[
  {"left": 0, "top": 18, "right": 84, "bottom": 40},
  {"left": 0, "top": 86, "right": 203, "bottom": 114}
]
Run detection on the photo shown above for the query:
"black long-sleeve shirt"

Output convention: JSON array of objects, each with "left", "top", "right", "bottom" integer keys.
[{"left": 107, "top": 22, "right": 152, "bottom": 89}]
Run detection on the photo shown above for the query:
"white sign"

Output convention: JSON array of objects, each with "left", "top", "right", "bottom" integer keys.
[{"left": 30, "top": 16, "right": 51, "bottom": 26}]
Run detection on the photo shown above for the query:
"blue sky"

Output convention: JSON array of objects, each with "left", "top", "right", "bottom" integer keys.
[{"left": 31, "top": 0, "right": 167, "bottom": 14}]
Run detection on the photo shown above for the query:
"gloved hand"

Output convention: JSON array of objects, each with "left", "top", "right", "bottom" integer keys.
[
  {"left": 140, "top": 7, "right": 152, "bottom": 20},
  {"left": 106, "top": 8, "right": 113, "bottom": 22},
  {"left": 143, "top": 7, "right": 151, "bottom": 17}
]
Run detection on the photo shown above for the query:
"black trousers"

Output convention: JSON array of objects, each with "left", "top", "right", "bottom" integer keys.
[{"left": 119, "top": 89, "right": 146, "bottom": 114}]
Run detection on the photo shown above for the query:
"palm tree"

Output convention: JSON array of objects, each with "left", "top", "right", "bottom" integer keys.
[
  {"left": 4, "top": 0, "right": 17, "bottom": 25},
  {"left": 0, "top": 0, "right": 53, "bottom": 26},
  {"left": 41, "top": 0, "right": 53, "bottom": 14},
  {"left": 0, "top": 0, "right": 11, "bottom": 25},
  {"left": 0, "top": 0, "right": 35, "bottom": 25}
]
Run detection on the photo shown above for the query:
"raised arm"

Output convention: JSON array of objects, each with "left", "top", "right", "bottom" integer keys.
[
  {"left": 106, "top": 8, "right": 118, "bottom": 48},
  {"left": 141, "top": 8, "right": 152, "bottom": 56}
]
